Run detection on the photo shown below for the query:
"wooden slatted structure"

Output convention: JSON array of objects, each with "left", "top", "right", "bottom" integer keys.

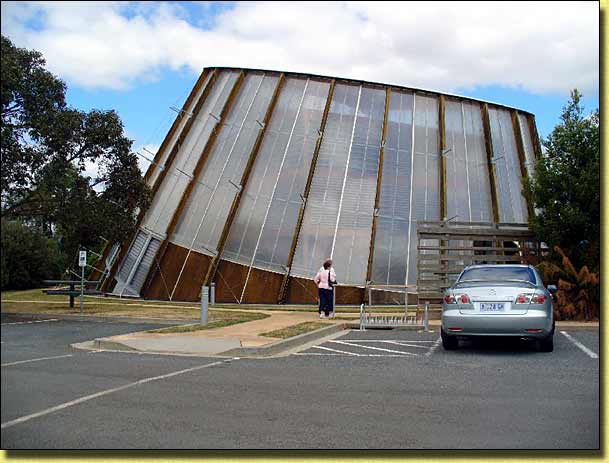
[{"left": 416, "top": 221, "right": 544, "bottom": 300}]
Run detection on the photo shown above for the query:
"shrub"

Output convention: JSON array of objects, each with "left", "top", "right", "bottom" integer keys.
[
  {"left": 0, "top": 220, "right": 66, "bottom": 290},
  {"left": 537, "top": 246, "right": 599, "bottom": 321}
]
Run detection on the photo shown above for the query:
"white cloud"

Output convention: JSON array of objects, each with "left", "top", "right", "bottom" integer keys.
[{"left": 1, "top": 1, "right": 599, "bottom": 94}]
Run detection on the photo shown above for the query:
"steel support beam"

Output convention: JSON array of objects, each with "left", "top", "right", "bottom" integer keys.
[
  {"left": 277, "top": 79, "right": 336, "bottom": 303},
  {"left": 101, "top": 69, "right": 218, "bottom": 293},
  {"left": 203, "top": 73, "right": 286, "bottom": 288},
  {"left": 140, "top": 71, "right": 245, "bottom": 298},
  {"left": 365, "top": 87, "right": 391, "bottom": 287}
]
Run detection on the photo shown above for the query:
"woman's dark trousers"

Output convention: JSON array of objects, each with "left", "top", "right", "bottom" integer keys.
[{"left": 318, "top": 288, "right": 333, "bottom": 316}]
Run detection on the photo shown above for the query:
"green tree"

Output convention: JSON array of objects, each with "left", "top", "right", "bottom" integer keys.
[
  {"left": 1, "top": 219, "right": 66, "bottom": 290},
  {"left": 1, "top": 35, "right": 150, "bottom": 263},
  {"left": 524, "top": 89, "right": 600, "bottom": 272}
]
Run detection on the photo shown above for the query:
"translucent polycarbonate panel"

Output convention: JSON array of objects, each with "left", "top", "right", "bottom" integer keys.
[
  {"left": 291, "top": 84, "right": 360, "bottom": 279},
  {"left": 224, "top": 78, "right": 331, "bottom": 279},
  {"left": 129, "top": 237, "right": 161, "bottom": 294},
  {"left": 444, "top": 100, "right": 493, "bottom": 223},
  {"left": 406, "top": 94, "right": 440, "bottom": 286},
  {"left": 488, "top": 107, "right": 528, "bottom": 223},
  {"left": 147, "top": 71, "right": 213, "bottom": 187},
  {"left": 444, "top": 99, "right": 471, "bottom": 221},
  {"left": 117, "top": 230, "right": 147, "bottom": 282},
  {"left": 253, "top": 80, "right": 330, "bottom": 273},
  {"left": 171, "top": 73, "right": 279, "bottom": 255},
  {"left": 222, "top": 78, "right": 308, "bottom": 266},
  {"left": 518, "top": 113, "right": 536, "bottom": 179},
  {"left": 142, "top": 70, "right": 238, "bottom": 236},
  {"left": 463, "top": 102, "right": 493, "bottom": 222},
  {"left": 332, "top": 86, "right": 385, "bottom": 285},
  {"left": 371, "top": 89, "right": 414, "bottom": 285}
]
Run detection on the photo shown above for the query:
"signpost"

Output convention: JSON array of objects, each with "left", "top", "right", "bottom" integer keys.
[
  {"left": 79, "top": 250, "right": 87, "bottom": 314},
  {"left": 201, "top": 285, "right": 209, "bottom": 324}
]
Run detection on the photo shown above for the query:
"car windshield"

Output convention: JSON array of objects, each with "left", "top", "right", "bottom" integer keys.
[{"left": 458, "top": 267, "right": 536, "bottom": 284}]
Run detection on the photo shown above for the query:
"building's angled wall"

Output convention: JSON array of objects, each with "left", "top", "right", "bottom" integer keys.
[{"left": 106, "top": 67, "right": 541, "bottom": 303}]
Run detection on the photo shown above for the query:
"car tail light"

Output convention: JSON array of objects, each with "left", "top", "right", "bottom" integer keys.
[
  {"left": 531, "top": 294, "right": 546, "bottom": 304},
  {"left": 444, "top": 294, "right": 456, "bottom": 304},
  {"left": 459, "top": 294, "right": 470, "bottom": 304},
  {"left": 515, "top": 294, "right": 531, "bottom": 304}
]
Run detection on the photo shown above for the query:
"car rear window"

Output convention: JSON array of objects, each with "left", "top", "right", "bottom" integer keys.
[{"left": 458, "top": 266, "right": 536, "bottom": 284}]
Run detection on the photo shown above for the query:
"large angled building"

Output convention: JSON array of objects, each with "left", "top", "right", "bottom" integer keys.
[{"left": 101, "top": 67, "right": 541, "bottom": 304}]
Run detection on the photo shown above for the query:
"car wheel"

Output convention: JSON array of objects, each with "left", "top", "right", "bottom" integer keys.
[
  {"left": 441, "top": 330, "right": 458, "bottom": 350},
  {"left": 538, "top": 334, "right": 554, "bottom": 352}
]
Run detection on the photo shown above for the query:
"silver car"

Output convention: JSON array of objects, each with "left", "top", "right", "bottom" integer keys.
[{"left": 441, "top": 264, "right": 556, "bottom": 352}]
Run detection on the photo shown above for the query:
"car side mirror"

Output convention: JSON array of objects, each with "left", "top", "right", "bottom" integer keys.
[{"left": 547, "top": 285, "right": 557, "bottom": 294}]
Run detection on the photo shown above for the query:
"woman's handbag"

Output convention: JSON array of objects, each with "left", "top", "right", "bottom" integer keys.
[{"left": 328, "top": 270, "right": 337, "bottom": 288}]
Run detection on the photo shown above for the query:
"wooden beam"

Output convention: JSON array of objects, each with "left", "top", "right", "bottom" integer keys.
[
  {"left": 101, "top": 69, "right": 218, "bottom": 293},
  {"left": 140, "top": 70, "right": 245, "bottom": 298},
  {"left": 437, "top": 95, "right": 448, "bottom": 294},
  {"left": 203, "top": 73, "right": 286, "bottom": 288},
  {"left": 438, "top": 94, "right": 447, "bottom": 221},
  {"left": 481, "top": 103, "right": 500, "bottom": 224},
  {"left": 511, "top": 110, "right": 534, "bottom": 219},
  {"left": 144, "top": 68, "right": 213, "bottom": 184},
  {"left": 277, "top": 79, "right": 336, "bottom": 303},
  {"left": 365, "top": 88, "right": 391, "bottom": 286},
  {"left": 527, "top": 114, "right": 543, "bottom": 161}
]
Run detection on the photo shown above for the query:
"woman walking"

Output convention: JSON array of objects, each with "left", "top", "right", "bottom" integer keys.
[{"left": 314, "top": 259, "right": 337, "bottom": 319}]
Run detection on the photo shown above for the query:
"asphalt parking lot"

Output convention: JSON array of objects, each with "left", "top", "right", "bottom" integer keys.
[{"left": 1, "top": 314, "right": 600, "bottom": 450}]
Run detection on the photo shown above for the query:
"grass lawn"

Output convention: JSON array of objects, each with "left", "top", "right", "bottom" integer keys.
[
  {"left": 148, "top": 311, "right": 269, "bottom": 333},
  {"left": 1, "top": 288, "right": 437, "bottom": 316},
  {"left": 260, "top": 321, "right": 327, "bottom": 339}
]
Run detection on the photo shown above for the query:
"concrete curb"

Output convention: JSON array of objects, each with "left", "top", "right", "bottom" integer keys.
[
  {"left": 1, "top": 312, "right": 193, "bottom": 325},
  {"left": 93, "top": 338, "right": 139, "bottom": 351},
  {"left": 219, "top": 323, "right": 347, "bottom": 358}
]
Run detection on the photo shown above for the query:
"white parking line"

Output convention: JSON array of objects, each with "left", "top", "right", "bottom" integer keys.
[
  {"left": 312, "top": 345, "right": 361, "bottom": 356},
  {"left": 295, "top": 352, "right": 408, "bottom": 358},
  {"left": 425, "top": 338, "right": 442, "bottom": 357},
  {"left": 341, "top": 340, "right": 435, "bottom": 343},
  {"left": 1, "top": 357, "right": 238, "bottom": 430},
  {"left": 1, "top": 319, "right": 59, "bottom": 326},
  {"left": 384, "top": 341, "right": 431, "bottom": 349},
  {"left": 1, "top": 354, "right": 74, "bottom": 367},
  {"left": 330, "top": 340, "right": 417, "bottom": 356},
  {"left": 560, "top": 331, "right": 598, "bottom": 359}
]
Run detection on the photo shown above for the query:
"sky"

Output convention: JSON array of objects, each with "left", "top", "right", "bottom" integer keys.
[{"left": 1, "top": 1, "right": 600, "bottom": 175}]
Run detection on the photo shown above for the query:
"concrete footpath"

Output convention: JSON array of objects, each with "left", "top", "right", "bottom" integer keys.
[{"left": 86, "top": 310, "right": 353, "bottom": 357}]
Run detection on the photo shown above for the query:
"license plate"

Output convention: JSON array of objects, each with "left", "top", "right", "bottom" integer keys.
[{"left": 480, "top": 303, "right": 504, "bottom": 312}]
